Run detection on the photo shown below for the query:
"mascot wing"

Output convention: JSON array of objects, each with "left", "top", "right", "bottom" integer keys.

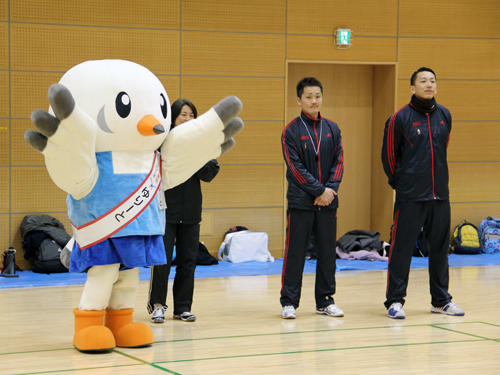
[
  {"left": 161, "top": 96, "right": 244, "bottom": 190},
  {"left": 25, "top": 84, "right": 98, "bottom": 200}
]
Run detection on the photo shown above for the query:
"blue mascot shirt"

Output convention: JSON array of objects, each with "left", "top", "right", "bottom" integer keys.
[{"left": 67, "top": 151, "right": 167, "bottom": 272}]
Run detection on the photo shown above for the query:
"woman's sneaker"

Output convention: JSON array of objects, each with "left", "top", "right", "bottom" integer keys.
[
  {"left": 388, "top": 302, "right": 405, "bottom": 319},
  {"left": 174, "top": 312, "right": 197, "bottom": 322},
  {"left": 431, "top": 302, "right": 465, "bottom": 316},
  {"left": 151, "top": 304, "right": 167, "bottom": 323},
  {"left": 316, "top": 304, "right": 344, "bottom": 317}
]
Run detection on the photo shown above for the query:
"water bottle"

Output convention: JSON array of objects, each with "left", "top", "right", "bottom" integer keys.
[{"left": 0, "top": 247, "right": 19, "bottom": 278}]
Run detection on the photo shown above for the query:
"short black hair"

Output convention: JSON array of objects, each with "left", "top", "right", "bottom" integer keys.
[
  {"left": 410, "top": 67, "right": 436, "bottom": 86},
  {"left": 170, "top": 99, "right": 198, "bottom": 130},
  {"left": 297, "top": 77, "right": 323, "bottom": 98}
]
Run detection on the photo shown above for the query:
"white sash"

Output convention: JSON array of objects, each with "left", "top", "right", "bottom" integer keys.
[{"left": 71, "top": 152, "right": 162, "bottom": 250}]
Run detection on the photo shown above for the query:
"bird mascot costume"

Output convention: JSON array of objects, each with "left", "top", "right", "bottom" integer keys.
[{"left": 24, "top": 59, "right": 243, "bottom": 352}]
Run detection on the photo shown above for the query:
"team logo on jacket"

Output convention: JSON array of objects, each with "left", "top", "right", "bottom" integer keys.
[
  {"left": 300, "top": 135, "right": 309, "bottom": 140},
  {"left": 327, "top": 133, "right": 332, "bottom": 138},
  {"left": 412, "top": 121, "right": 421, "bottom": 126},
  {"left": 440, "top": 121, "right": 445, "bottom": 125}
]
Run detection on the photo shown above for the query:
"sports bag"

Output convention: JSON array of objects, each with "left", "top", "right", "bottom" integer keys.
[
  {"left": 218, "top": 230, "right": 274, "bottom": 263},
  {"left": 33, "top": 238, "right": 68, "bottom": 274},
  {"left": 478, "top": 217, "right": 500, "bottom": 254},
  {"left": 452, "top": 220, "right": 482, "bottom": 255}
]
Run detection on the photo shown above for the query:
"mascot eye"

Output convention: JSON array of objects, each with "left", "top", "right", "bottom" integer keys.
[
  {"left": 160, "top": 93, "right": 168, "bottom": 119},
  {"left": 115, "top": 92, "right": 131, "bottom": 118}
]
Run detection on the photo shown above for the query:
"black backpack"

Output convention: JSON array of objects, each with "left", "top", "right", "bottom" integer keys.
[
  {"left": 172, "top": 242, "right": 219, "bottom": 266},
  {"left": 32, "top": 237, "right": 68, "bottom": 274},
  {"left": 196, "top": 242, "right": 218, "bottom": 265}
]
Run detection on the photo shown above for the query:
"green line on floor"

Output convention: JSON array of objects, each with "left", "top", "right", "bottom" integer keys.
[{"left": 154, "top": 338, "right": 486, "bottom": 365}]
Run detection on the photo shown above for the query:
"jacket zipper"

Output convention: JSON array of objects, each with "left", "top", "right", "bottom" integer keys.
[
  {"left": 314, "top": 120, "right": 322, "bottom": 210},
  {"left": 427, "top": 113, "right": 436, "bottom": 199}
]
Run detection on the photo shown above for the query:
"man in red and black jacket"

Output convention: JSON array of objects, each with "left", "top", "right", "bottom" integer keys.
[
  {"left": 280, "top": 77, "right": 344, "bottom": 320},
  {"left": 382, "top": 67, "right": 464, "bottom": 319}
]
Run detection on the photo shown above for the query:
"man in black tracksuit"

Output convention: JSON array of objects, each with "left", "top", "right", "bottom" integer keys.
[
  {"left": 280, "top": 77, "right": 344, "bottom": 319},
  {"left": 382, "top": 67, "right": 464, "bottom": 319}
]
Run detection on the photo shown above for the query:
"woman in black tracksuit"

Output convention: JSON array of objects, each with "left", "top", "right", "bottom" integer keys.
[{"left": 147, "top": 99, "right": 219, "bottom": 323}]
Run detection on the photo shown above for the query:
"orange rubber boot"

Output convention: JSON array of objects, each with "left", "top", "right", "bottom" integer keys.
[
  {"left": 105, "top": 308, "right": 154, "bottom": 348},
  {"left": 73, "top": 308, "right": 116, "bottom": 352}
]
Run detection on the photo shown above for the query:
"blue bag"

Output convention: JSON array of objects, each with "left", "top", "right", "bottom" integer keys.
[{"left": 478, "top": 217, "right": 500, "bottom": 254}]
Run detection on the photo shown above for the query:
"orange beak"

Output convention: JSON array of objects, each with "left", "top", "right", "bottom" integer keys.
[{"left": 137, "top": 115, "right": 165, "bottom": 136}]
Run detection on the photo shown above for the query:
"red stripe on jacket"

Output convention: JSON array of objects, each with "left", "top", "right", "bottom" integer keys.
[
  {"left": 334, "top": 142, "right": 344, "bottom": 180},
  {"left": 387, "top": 105, "right": 408, "bottom": 175},
  {"left": 282, "top": 119, "right": 307, "bottom": 184}
]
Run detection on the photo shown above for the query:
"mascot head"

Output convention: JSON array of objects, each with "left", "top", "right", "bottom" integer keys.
[{"left": 53, "top": 60, "right": 170, "bottom": 153}]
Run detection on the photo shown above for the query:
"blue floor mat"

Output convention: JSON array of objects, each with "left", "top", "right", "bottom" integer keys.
[{"left": 1, "top": 253, "right": 499, "bottom": 289}]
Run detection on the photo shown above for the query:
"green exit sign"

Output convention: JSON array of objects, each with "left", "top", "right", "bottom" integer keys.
[{"left": 335, "top": 28, "right": 353, "bottom": 49}]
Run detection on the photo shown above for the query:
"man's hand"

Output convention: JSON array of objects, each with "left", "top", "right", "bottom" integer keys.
[{"left": 314, "top": 187, "right": 337, "bottom": 206}]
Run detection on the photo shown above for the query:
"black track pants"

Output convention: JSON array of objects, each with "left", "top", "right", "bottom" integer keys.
[
  {"left": 385, "top": 200, "right": 452, "bottom": 309},
  {"left": 280, "top": 208, "right": 337, "bottom": 309},
  {"left": 148, "top": 223, "right": 200, "bottom": 315}
]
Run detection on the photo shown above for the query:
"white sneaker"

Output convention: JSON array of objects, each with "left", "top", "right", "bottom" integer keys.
[
  {"left": 174, "top": 312, "right": 197, "bottom": 322},
  {"left": 388, "top": 302, "right": 405, "bottom": 319},
  {"left": 431, "top": 302, "right": 465, "bottom": 316},
  {"left": 151, "top": 303, "right": 167, "bottom": 323},
  {"left": 316, "top": 304, "right": 344, "bottom": 317},
  {"left": 281, "top": 305, "right": 296, "bottom": 319}
]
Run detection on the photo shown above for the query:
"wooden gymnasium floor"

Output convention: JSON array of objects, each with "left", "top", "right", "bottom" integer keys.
[{"left": 1, "top": 265, "right": 500, "bottom": 375}]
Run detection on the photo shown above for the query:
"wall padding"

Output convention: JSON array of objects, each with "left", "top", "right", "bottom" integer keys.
[
  {"left": 182, "top": 0, "right": 286, "bottom": 33},
  {"left": 0, "top": 167, "right": 9, "bottom": 212},
  {"left": 0, "top": 214, "right": 9, "bottom": 259},
  {"left": 11, "top": 167, "right": 67, "bottom": 213},
  {"left": 398, "top": 38, "right": 500, "bottom": 80},
  {"left": 448, "top": 122, "right": 500, "bottom": 162},
  {"left": 201, "top": 165, "right": 283, "bottom": 208},
  {"left": 217, "top": 121, "right": 284, "bottom": 165},
  {"left": 286, "top": 35, "right": 397, "bottom": 62},
  {"left": 0, "top": 23, "right": 8, "bottom": 69},
  {"left": 287, "top": 0, "right": 398, "bottom": 36},
  {"left": 10, "top": 24, "right": 180, "bottom": 74},
  {"left": 0, "top": 119, "right": 8, "bottom": 165},
  {"left": 399, "top": 0, "right": 500, "bottom": 38},
  {"left": 182, "top": 32, "right": 285, "bottom": 77},
  {"left": 181, "top": 77, "right": 285, "bottom": 121},
  {"left": 449, "top": 162, "right": 500, "bottom": 203},
  {"left": 397, "top": 80, "right": 500, "bottom": 121},
  {"left": 11, "top": 120, "right": 45, "bottom": 166},
  {"left": 0, "top": 0, "right": 7, "bottom": 21},
  {"left": 10, "top": 0, "right": 179, "bottom": 28},
  {"left": 0, "top": 71, "right": 9, "bottom": 118},
  {"left": 200, "top": 207, "right": 283, "bottom": 257},
  {"left": 11, "top": 72, "right": 65, "bottom": 119},
  {"left": 451, "top": 202, "right": 500, "bottom": 229}
]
